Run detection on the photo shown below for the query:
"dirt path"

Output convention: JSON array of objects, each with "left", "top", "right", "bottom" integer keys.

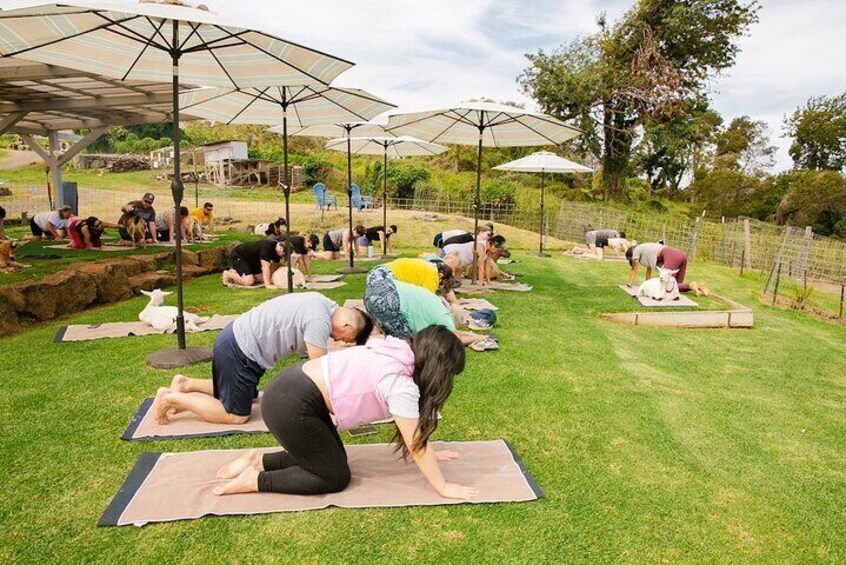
[{"left": 0, "top": 150, "right": 40, "bottom": 171}]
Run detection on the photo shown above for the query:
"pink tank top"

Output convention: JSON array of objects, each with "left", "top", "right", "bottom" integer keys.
[{"left": 325, "top": 336, "right": 415, "bottom": 430}]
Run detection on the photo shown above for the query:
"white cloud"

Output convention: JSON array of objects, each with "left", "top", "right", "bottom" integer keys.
[{"left": 3, "top": 0, "right": 842, "bottom": 171}]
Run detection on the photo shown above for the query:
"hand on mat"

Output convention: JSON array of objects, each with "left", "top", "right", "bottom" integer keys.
[
  {"left": 440, "top": 482, "right": 479, "bottom": 500},
  {"left": 435, "top": 450, "right": 461, "bottom": 462}
]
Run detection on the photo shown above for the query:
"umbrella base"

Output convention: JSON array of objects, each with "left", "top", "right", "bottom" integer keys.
[
  {"left": 535, "top": 252, "right": 551, "bottom": 258},
  {"left": 147, "top": 347, "right": 214, "bottom": 370},
  {"left": 337, "top": 266, "right": 369, "bottom": 275},
  {"left": 379, "top": 254, "right": 399, "bottom": 260}
]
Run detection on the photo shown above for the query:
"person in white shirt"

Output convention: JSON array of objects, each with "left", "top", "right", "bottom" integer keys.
[{"left": 28, "top": 206, "right": 72, "bottom": 240}]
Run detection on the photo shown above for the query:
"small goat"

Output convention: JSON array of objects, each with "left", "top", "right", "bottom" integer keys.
[
  {"left": 138, "top": 289, "right": 209, "bottom": 332},
  {"left": 636, "top": 267, "right": 680, "bottom": 301},
  {"left": 0, "top": 239, "right": 27, "bottom": 271},
  {"left": 122, "top": 215, "right": 148, "bottom": 249},
  {"left": 270, "top": 266, "right": 307, "bottom": 289}
]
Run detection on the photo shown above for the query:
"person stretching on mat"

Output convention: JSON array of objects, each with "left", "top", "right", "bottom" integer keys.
[
  {"left": 222, "top": 239, "right": 286, "bottom": 288},
  {"left": 364, "top": 265, "right": 488, "bottom": 349},
  {"left": 626, "top": 242, "right": 711, "bottom": 296},
  {"left": 283, "top": 233, "right": 319, "bottom": 276},
  {"left": 322, "top": 225, "right": 364, "bottom": 260},
  {"left": 384, "top": 257, "right": 460, "bottom": 303},
  {"left": 364, "top": 224, "right": 397, "bottom": 255},
  {"left": 442, "top": 227, "right": 494, "bottom": 285},
  {"left": 571, "top": 229, "right": 625, "bottom": 259},
  {"left": 212, "top": 325, "right": 478, "bottom": 499},
  {"left": 151, "top": 292, "right": 374, "bottom": 426}
]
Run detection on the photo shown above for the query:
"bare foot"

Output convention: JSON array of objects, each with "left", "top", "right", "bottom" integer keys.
[
  {"left": 153, "top": 387, "right": 173, "bottom": 425},
  {"left": 213, "top": 465, "right": 260, "bottom": 495},
  {"left": 700, "top": 283, "right": 712, "bottom": 297},
  {"left": 216, "top": 449, "right": 262, "bottom": 479},
  {"left": 221, "top": 270, "right": 233, "bottom": 286},
  {"left": 691, "top": 282, "right": 701, "bottom": 296},
  {"left": 169, "top": 374, "right": 188, "bottom": 392}
]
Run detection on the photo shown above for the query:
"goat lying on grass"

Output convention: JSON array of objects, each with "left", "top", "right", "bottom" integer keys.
[
  {"left": 139, "top": 289, "right": 209, "bottom": 332},
  {"left": 636, "top": 267, "right": 680, "bottom": 301}
]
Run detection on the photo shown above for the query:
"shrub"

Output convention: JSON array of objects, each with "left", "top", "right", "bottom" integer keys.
[{"left": 386, "top": 162, "right": 431, "bottom": 199}]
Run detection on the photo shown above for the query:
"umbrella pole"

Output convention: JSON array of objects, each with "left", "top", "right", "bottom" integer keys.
[
  {"left": 537, "top": 171, "right": 549, "bottom": 257},
  {"left": 382, "top": 146, "right": 388, "bottom": 256},
  {"left": 282, "top": 106, "right": 293, "bottom": 293},
  {"left": 337, "top": 129, "right": 366, "bottom": 274},
  {"left": 147, "top": 20, "right": 212, "bottom": 369},
  {"left": 471, "top": 128, "right": 483, "bottom": 285}
]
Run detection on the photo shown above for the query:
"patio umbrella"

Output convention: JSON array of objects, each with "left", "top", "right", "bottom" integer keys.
[
  {"left": 325, "top": 135, "right": 448, "bottom": 256},
  {"left": 386, "top": 99, "right": 581, "bottom": 282},
  {"left": 0, "top": 1, "right": 353, "bottom": 367},
  {"left": 270, "top": 121, "right": 388, "bottom": 273},
  {"left": 493, "top": 151, "right": 593, "bottom": 256},
  {"left": 180, "top": 85, "right": 394, "bottom": 291}
]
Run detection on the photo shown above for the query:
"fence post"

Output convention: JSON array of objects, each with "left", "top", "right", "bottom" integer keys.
[
  {"left": 743, "top": 218, "right": 752, "bottom": 271},
  {"left": 772, "top": 261, "right": 782, "bottom": 306},
  {"left": 798, "top": 226, "right": 813, "bottom": 283},
  {"left": 740, "top": 249, "right": 745, "bottom": 276},
  {"left": 840, "top": 285, "right": 844, "bottom": 320}
]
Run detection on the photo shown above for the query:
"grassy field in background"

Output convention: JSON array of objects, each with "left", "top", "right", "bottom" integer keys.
[{"left": 1, "top": 248, "right": 844, "bottom": 563}]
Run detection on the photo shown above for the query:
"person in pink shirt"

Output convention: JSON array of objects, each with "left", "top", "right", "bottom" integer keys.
[{"left": 212, "top": 325, "right": 477, "bottom": 500}]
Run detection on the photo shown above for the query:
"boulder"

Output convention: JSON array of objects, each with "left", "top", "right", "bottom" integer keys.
[
  {"left": 179, "top": 249, "right": 200, "bottom": 266},
  {"left": 128, "top": 271, "right": 176, "bottom": 292},
  {"left": 181, "top": 264, "right": 214, "bottom": 277},
  {"left": 0, "top": 292, "right": 20, "bottom": 336},
  {"left": 76, "top": 261, "right": 133, "bottom": 304},
  {"left": 49, "top": 270, "right": 98, "bottom": 317},
  {"left": 197, "top": 245, "right": 229, "bottom": 270}
]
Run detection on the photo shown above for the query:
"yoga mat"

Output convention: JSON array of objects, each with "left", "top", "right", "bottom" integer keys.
[
  {"left": 99, "top": 439, "right": 542, "bottom": 527},
  {"left": 123, "top": 397, "right": 267, "bottom": 441},
  {"left": 46, "top": 244, "right": 128, "bottom": 252},
  {"left": 618, "top": 285, "right": 698, "bottom": 307},
  {"left": 457, "top": 298, "right": 498, "bottom": 311},
  {"left": 226, "top": 281, "right": 346, "bottom": 291},
  {"left": 459, "top": 280, "right": 533, "bottom": 292},
  {"left": 55, "top": 314, "right": 238, "bottom": 342},
  {"left": 306, "top": 274, "right": 345, "bottom": 283},
  {"left": 343, "top": 299, "right": 365, "bottom": 310},
  {"left": 563, "top": 252, "right": 627, "bottom": 262}
]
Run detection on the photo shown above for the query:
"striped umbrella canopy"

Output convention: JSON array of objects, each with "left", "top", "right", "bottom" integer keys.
[
  {"left": 386, "top": 99, "right": 582, "bottom": 282},
  {"left": 0, "top": 0, "right": 354, "bottom": 364},
  {"left": 270, "top": 120, "right": 390, "bottom": 272},
  {"left": 493, "top": 151, "right": 593, "bottom": 256},
  {"left": 325, "top": 135, "right": 447, "bottom": 255},
  {"left": 180, "top": 85, "right": 395, "bottom": 289}
]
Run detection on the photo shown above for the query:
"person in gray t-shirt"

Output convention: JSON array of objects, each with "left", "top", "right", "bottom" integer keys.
[
  {"left": 626, "top": 242, "right": 664, "bottom": 286},
  {"left": 150, "top": 292, "right": 374, "bottom": 425}
]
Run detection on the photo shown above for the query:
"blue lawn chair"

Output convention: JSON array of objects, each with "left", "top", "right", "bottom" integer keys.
[
  {"left": 313, "top": 183, "right": 337, "bottom": 210},
  {"left": 350, "top": 184, "right": 375, "bottom": 211}
]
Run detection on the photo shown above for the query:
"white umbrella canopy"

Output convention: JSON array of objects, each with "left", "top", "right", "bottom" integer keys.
[
  {"left": 386, "top": 99, "right": 582, "bottom": 281},
  {"left": 180, "top": 86, "right": 393, "bottom": 127},
  {"left": 494, "top": 151, "right": 593, "bottom": 256},
  {"left": 0, "top": 0, "right": 355, "bottom": 364},
  {"left": 492, "top": 151, "right": 593, "bottom": 174},
  {"left": 385, "top": 99, "right": 581, "bottom": 147},
  {"left": 325, "top": 136, "right": 447, "bottom": 255},
  {"left": 180, "top": 85, "right": 395, "bottom": 289},
  {"left": 0, "top": 1, "right": 352, "bottom": 87}
]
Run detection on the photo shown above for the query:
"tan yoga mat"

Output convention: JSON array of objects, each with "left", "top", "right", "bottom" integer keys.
[
  {"left": 456, "top": 298, "right": 498, "bottom": 311},
  {"left": 458, "top": 280, "right": 532, "bottom": 293},
  {"left": 618, "top": 285, "right": 698, "bottom": 307},
  {"left": 99, "top": 439, "right": 542, "bottom": 526},
  {"left": 306, "top": 274, "right": 345, "bottom": 283},
  {"left": 343, "top": 298, "right": 365, "bottom": 310},
  {"left": 563, "top": 252, "right": 627, "bottom": 262},
  {"left": 46, "top": 244, "right": 129, "bottom": 252},
  {"left": 123, "top": 397, "right": 267, "bottom": 441},
  {"left": 55, "top": 314, "right": 238, "bottom": 342},
  {"left": 226, "top": 281, "right": 346, "bottom": 291}
]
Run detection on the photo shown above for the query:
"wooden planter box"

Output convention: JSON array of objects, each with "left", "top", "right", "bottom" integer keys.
[{"left": 601, "top": 295, "right": 754, "bottom": 328}]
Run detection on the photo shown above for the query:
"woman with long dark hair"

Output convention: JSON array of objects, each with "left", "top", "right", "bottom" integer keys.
[{"left": 212, "top": 325, "right": 476, "bottom": 500}]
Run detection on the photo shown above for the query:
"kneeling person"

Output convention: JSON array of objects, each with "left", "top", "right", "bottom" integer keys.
[{"left": 151, "top": 292, "right": 373, "bottom": 425}]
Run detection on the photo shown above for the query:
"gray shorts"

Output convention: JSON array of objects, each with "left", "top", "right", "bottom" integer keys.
[{"left": 585, "top": 231, "right": 597, "bottom": 246}]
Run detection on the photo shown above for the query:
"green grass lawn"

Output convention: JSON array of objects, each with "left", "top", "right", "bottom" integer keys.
[{"left": 1, "top": 251, "right": 845, "bottom": 563}]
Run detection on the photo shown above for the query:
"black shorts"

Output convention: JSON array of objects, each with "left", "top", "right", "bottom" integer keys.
[
  {"left": 230, "top": 253, "right": 256, "bottom": 276},
  {"left": 157, "top": 228, "right": 170, "bottom": 241},
  {"left": 323, "top": 233, "right": 340, "bottom": 253},
  {"left": 29, "top": 218, "right": 45, "bottom": 237},
  {"left": 595, "top": 234, "right": 610, "bottom": 248},
  {"left": 212, "top": 324, "right": 266, "bottom": 416},
  {"left": 443, "top": 233, "right": 474, "bottom": 246},
  {"left": 433, "top": 234, "right": 443, "bottom": 248}
]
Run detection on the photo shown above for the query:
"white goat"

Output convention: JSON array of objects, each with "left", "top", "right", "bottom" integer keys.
[
  {"left": 270, "top": 266, "right": 307, "bottom": 289},
  {"left": 636, "top": 267, "right": 680, "bottom": 301},
  {"left": 138, "top": 289, "right": 209, "bottom": 332}
]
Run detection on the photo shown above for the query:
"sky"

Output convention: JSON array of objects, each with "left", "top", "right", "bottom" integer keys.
[{"left": 5, "top": 0, "right": 846, "bottom": 170}]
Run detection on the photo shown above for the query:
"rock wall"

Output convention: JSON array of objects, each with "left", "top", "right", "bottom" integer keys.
[{"left": 0, "top": 244, "right": 234, "bottom": 337}]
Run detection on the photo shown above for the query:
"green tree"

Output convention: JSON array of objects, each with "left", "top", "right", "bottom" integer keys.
[
  {"left": 519, "top": 0, "right": 759, "bottom": 200},
  {"left": 775, "top": 169, "right": 846, "bottom": 236},
  {"left": 713, "top": 116, "right": 775, "bottom": 175},
  {"left": 784, "top": 91, "right": 846, "bottom": 172}
]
